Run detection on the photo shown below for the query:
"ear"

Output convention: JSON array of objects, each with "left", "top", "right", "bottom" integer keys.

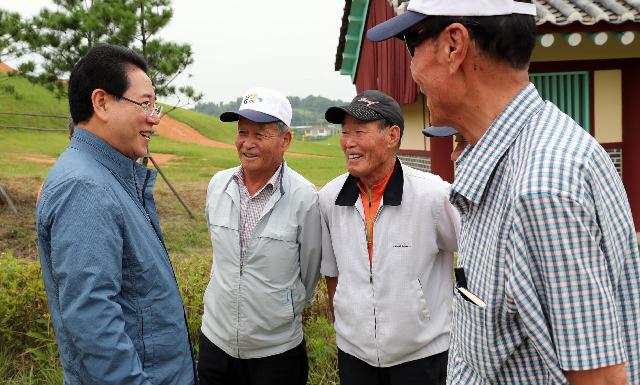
[
  {"left": 281, "top": 130, "right": 292, "bottom": 151},
  {"left": 387, "top": 125, "right": 401, "bottom": 148},
  {"left": 441, "top": 23, "right": 470, "bottom": 75},
  {"left": 91, "top": 89, "right": 111, "bottom": 122}
]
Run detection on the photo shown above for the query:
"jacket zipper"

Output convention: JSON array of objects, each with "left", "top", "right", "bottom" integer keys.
[
  {"left": 139, "top": 168, "right": 198, "bottom": 381},
  {"left": 370, "top": 262, "right": 380, "bottom": 366},
  {"left": 290, "top": 289, "right": 295, "bottom": 320},
  {"left": 236, "top": 276, "right": 241, "bottom": 357},
  {"left": 364, "top": 186, "right": 382, "bottom": 366},
  {"left": 237, "top": 230, "right": 243, "bottom": 357}
]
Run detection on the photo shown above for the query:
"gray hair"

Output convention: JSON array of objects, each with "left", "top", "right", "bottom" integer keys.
[{"left": 276, "top": 121, "right": 290, "bottom": 135}]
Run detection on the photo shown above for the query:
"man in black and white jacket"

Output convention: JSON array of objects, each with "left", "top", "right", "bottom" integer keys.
[{"left": 320, "top": 90, "right": 459, "bottom": 385}]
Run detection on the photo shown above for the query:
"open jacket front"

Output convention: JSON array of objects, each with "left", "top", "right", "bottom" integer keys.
[
  {"left": 201, "top": 163, "right": 322, "bottom": 359},
  {"left": 319, "top": 160, "right": 459, "bottom": 367}
]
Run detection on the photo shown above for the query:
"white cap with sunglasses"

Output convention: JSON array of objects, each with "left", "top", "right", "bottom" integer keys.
[
  {"left": 368, "top": 0, "right": 536, "bottom": 42},
  {"left": 367, "top": 0, "right": 536, "bottom": 137}
]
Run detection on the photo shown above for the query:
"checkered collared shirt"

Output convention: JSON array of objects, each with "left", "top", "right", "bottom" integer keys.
[
  {"left": 233, "top": 163, "right": 283, "bottom": 268},
  {"left": 447, "top": 83, "right": 640, "bottom": 384}
]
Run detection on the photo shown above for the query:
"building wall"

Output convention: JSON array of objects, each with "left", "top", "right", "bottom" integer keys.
[
  {"left": 354, "top": 0, "right": 419, "bottom": 104},
  {"left": 399, "top": 94, "right": 429, "bottom": 151},
  {"left": 594, "top": 70, "right": 623, "bottom": 143},
  {"left": 622, "top": 63, "right": 640, "bottom": 231},
  {"left": 530, "top": 59, "right": 639, "bottom": 230}
]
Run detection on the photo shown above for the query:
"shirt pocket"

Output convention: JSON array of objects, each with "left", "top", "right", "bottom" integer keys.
[
  {"left": 247, "top": 288, "right": 295, "bottom": 335},
  {"left": 332, "top": 280, "right": 357, "bottom": 338},
  {"left": 453, "top": 290, "right": 493, "bottom": 378},
  {"left": 208, "top": 216, "right": 239, "bottom": 264},
  {"left": 208, "top": 212, "right": 237, "bottom": 230},
  {"left": 251, "top": 226, "right": 298, "bottom": 282},
  {"left": 141, "top": 306, "right": 155, "bottom": 372},
  {"left": 259, "top": 225, "right": 297, "bottom": 243}
]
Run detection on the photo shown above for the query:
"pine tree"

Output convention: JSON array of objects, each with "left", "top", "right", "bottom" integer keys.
[{"left": 14, "top": 0, "right": 201, "bottom": 106}]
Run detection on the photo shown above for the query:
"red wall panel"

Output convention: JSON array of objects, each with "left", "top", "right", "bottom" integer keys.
[
  {"left": 354, "top": 0, "right": 419, "bottom": 104},
  {"left": 622, "top": 64, "right": 640, "bottom": 231}
]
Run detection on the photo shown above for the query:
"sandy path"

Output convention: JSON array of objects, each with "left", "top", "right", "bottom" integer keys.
[
  {"left": 155, "top": 115, "right": 234, "bottom": 149},
  {"left": 18, "top": 153, "right": 180, "bottom": 166}
]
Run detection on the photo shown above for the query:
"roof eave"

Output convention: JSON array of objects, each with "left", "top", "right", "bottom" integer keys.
[{"left": 335, "top": 0, "right": 370, "bottom": 82}]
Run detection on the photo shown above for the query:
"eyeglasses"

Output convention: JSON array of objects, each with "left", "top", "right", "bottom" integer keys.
[
  {"left": 404, "top": 20, "right": 480, "bottom": 58},
  {"left": 117, "top": 95, "right": 163, "bottom": 117}
]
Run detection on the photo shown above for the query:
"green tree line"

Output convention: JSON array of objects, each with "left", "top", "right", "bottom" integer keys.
[{"left": 194, "top": 95, "right": 348, "bottom": 127}]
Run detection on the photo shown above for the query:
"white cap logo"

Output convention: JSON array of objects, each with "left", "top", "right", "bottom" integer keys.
[{"left": 239, "top": 87, "right": 292, "bottom": 126}]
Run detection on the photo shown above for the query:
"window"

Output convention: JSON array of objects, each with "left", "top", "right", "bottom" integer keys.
[{"left": 530, "top": 71, "right": 590, "bottom": 132}]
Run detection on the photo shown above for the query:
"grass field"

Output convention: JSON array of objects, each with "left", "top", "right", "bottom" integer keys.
[{"left": 0, "top": 75, "right": 344, "bottom": 384}]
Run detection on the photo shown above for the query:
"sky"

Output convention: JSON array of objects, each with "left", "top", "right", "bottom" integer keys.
[{"left": 2, "top": 0, "right": 357, "bottom": 104}]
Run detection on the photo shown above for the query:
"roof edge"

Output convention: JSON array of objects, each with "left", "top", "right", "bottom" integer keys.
[{"left": 335, "top": 0, "right": 370, "bottom": 81}]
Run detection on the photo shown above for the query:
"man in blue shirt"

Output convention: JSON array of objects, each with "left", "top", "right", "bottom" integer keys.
[
  {"left": 36, "top": 45, "right": 196, "bottom": 385},
  {"left": 369, "top": 1, "right": 639, "bottom": 384}
]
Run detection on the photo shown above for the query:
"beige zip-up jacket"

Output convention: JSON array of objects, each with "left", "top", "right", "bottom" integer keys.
[{"left": 201, "top": 163, "right": 321, "bottom": 359}]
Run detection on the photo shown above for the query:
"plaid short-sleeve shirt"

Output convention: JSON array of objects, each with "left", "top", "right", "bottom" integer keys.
[{"left": 447, "top": 83, "right": 640, "bottom": 384}]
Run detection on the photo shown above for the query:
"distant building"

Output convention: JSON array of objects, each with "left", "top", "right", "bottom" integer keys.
[
  {"left": 335, "top": 0, "right": 640, "bottom": 230},
  {"left": 292, "top": 124, "right": 338, "bottom": 140},
  {"left": 305, "top": 127, "right": 333, "bottom": 137}
]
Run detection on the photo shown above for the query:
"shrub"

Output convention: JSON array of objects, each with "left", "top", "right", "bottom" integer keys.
[
  {"left": 0, "top": 251, "right": 61, "bottom": 382},
  {"left": 0, "top": 251, "right": 54, "bottom": 350},
  {"left": 1, "top": 251, "right": 338, "bottom": 384}
]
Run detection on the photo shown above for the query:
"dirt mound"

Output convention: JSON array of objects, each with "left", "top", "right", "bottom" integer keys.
[
  {"left": 155, "top": 115, "right": 233, "bottom": 149},
  {"left": 0, "top": 62, "right": 15, "bottom": 73}
]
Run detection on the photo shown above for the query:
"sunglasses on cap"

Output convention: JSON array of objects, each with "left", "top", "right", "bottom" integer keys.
[
  {"left": 403, "top": 19, "right": 480, "bottom": 58},
  {"left": 403, "top": 27, "right": 431, "bottom": 58}
]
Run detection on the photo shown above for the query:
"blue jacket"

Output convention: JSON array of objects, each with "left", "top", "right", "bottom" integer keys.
[{"left": 36, "top": 128, "right": 196, "bottom": 385}]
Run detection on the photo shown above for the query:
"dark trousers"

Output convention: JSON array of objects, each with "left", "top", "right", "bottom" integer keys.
[
  {"left": 197, "top": 332, "right": 308, "bottom": 385},
  {"left": 338, "top": 349, "right": 448, "bottom": 385}
]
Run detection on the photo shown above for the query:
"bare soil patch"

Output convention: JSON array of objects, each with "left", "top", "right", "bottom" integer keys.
[
  {"left": 155, "top": 115, "right": 233, "bottom": 149},
  {"left": 17, "top": 153, "right": 180, "bottom": 167},
  {"left": 18, "top": 154, "right": 56, "bottom": 165}
]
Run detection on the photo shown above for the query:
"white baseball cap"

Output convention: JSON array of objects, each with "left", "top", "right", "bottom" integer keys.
[
  {"left": 220, "top": 87, "right": 292, "bottom": 127},
  {"left": 367, "top": 0, "right": 536, "bottom": 42}
]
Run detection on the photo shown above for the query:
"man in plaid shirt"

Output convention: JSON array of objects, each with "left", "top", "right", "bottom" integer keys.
[{"left": 368, "top": 0, "right": 640, "bottom": 384}]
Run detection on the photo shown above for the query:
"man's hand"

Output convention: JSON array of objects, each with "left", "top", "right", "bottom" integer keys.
[{"left": 564, "top": 363, "right": 628, "bottom": 385}]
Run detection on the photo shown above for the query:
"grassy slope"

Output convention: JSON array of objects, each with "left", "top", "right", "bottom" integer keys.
[{"left": 0, "top": 74, "right": 69, "bottom": 130}]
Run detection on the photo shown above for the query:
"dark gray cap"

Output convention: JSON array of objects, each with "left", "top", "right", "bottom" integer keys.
[{"left": 325, "top": 90, "right": 404, "bottom": 135}]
